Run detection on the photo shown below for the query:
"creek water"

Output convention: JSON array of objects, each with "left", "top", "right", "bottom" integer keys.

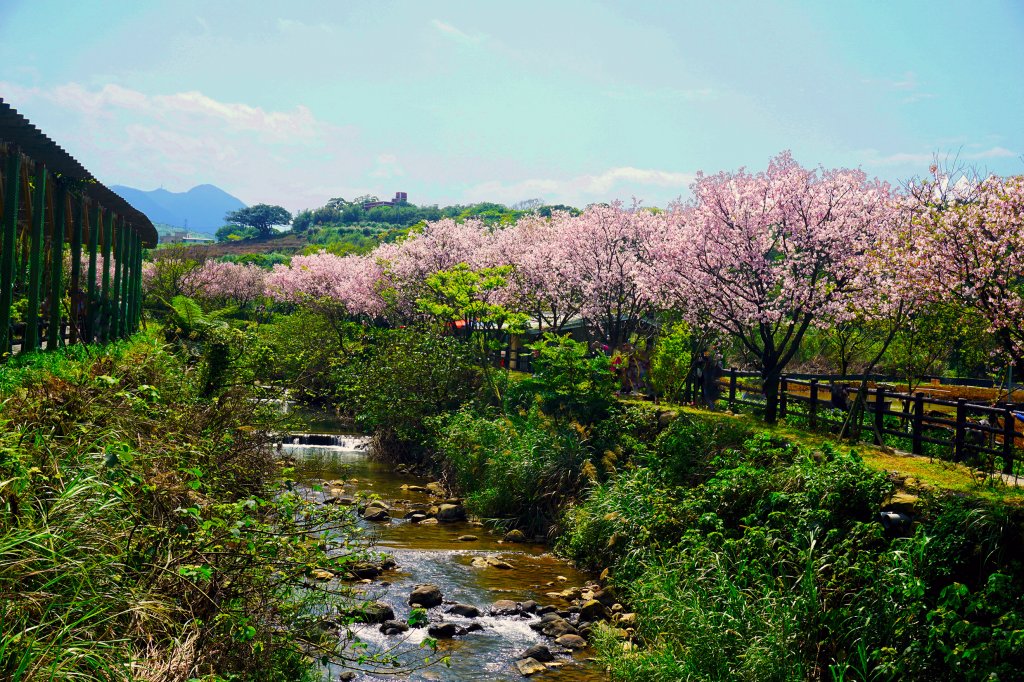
[{"left": 284, "top": 436, "right": 609, "bottom": 681}]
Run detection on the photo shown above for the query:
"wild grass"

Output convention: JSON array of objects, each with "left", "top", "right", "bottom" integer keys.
[{"left": 0, "top": 333, "right": 372, "bottom": 681}]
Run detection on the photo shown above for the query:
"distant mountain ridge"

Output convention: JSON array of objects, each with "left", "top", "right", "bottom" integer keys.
[{"left": 111, "top": 184, "right": 246, "bottom": 232}]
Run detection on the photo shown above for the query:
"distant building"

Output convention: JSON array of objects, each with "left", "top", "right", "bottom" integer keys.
[
  {"left": 161, "top": 230, "right": 214, "bottom": 245},
  {"left": 363, "top": 191, "right": 408, "bottom": 209}
]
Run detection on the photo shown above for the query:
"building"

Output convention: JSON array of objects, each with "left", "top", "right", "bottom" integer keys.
[{"left": 362, "top": 191, "right": 408, "bottom": 209}]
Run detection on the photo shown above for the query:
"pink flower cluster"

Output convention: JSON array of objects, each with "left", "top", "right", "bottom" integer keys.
[{"left": 181, "top": 260, "right": 266, "bottom": 307}]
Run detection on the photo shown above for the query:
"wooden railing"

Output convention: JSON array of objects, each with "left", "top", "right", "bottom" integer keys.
[{"left": 716, "top": 369, "right": 1022, "bottom": 476}]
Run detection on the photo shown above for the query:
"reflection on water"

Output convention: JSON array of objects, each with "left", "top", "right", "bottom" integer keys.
[{"left": 286, "top": 439, "right": 609, "bottom": 681}]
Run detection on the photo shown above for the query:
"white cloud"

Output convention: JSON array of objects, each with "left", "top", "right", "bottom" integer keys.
[
  {"left": 858, "top": 145, "right": 1018, "bottom": 169},
  {"left": 430, "top": 19, "right": 485, "bottom": 46},
  {"left": 463, "top": 166, "right": 696, "bottom": 205}
]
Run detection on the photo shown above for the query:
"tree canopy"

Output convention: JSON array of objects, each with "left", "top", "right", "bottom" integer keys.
[{"left": 224, "top": 204, "right": 293, "bottom": 237}]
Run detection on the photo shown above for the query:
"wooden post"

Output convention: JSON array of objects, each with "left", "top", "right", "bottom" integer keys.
[
  {"left": 779, "top": 376, "right": 788, "bottom": 419},
  {"left": 912, "top": 392, "right": 924, "bottom": 456},
  {"left": 1002, "top": 409, "right": 1015, "bottom": 476},
  {"left": 23, "top": 163, "right": 47, "bottom": 353},
  {"left": 0, "top": 150, "right": 22, "bottom": 357},
  {"left": 729, "top": 368, "right": 737, "bottom": 410},
  {"left": 100, "top": 210, "right": 112, "bottom": 343},
  {"left": 111, "top": 218, "right": 124, "bottom": 339},
  {"left": 874, "top": 386, "right": 886, "bottom": 445},
  {"left": 954, "top": 399, "right": 967, "bottom": 462},
  {"left": 86, "top": 203, "right": 100, "bottom": 342},
  {"left": 809, "top": 379, "right": 819, "bottom": 430},
  {"left": 132, "top": 235, "right": 143, "bottom": 331},
  {"left": 122, "top": 228, "right": 134, "bottom": 337},
  {"left": 47, "top": 183, "right": 67, "bottom": 350},
  {"left": 69, "top": 196, "right": 83, "bottom": 345}
]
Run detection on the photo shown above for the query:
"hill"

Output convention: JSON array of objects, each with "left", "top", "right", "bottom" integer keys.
[{"left": 111, "top": 184, "right": 246, "bottom": 231}]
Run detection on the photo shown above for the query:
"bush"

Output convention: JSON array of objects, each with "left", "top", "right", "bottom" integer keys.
[{"left": 509, "top": 334, "right": 615, "bottom": 424}]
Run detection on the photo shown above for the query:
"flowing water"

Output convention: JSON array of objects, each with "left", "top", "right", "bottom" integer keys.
[{"left": 284, "top": 435, "right": 610, "bottom": 681}]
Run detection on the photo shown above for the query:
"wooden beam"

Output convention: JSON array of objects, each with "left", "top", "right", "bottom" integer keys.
[
  {"left": 0, "top": 150, "right": 22, "bottom": 358},
  {"left": 23, "top": 162, "right": 47, "bottom": 353},
  {"left": 110, "top": 217, "right": 123, "bottom": 340}
]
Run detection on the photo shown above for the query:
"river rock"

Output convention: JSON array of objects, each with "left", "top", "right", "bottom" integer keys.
[
  {"left": 425, "top": 481, "right": 445, "bottom": 496},
  {"left": 503, "top": 529, "right": 526, "bottom": 543},
  {"left": 490, "top": 599, "right": 520, "bottom": 616},
  {"left": 349, "top": 562, "right": 381, "bottom": 579},
  {"left": 447, "top": 603, "right": 481, "bottom": 618},
  {"left": 311, "top": 569, "right": 334, "bottom": 581},
  {"left": 361, "top": 502, "right": 391, "bottom": 521},
  {"left": 536, "top": 605, "right": 558, "bottom": 615},
  {"left": 541, "top": 618, "right": 578, "bottom": 638},
  {"left": 457, "top": 534, "right": 479, "bottom": 542},
  {"left": 436, "top": 503, "right": 466, "bottom": 522},
  {"left": 592, "top": 586, "right": 617, "bottom": 605},
  {"left": 463, "top": 622, "right": 484, "bottom": 633},
  {"left": 521, "top": 644, "right": 554, "bottom": 662},
  {"left": 345, "top": 601, "right": 394, "bottom": 624},
  {"left": 408, "top": 584, "right": 443, "bottom": 608},
  {"left": 420, "top": 517, "right": 439, "bottom": 525},
  {"left": 339, "top": 673, "right": 357, "bottom": 682},
  {"left": 579, "top": 599, "right": 610, "bottom": 622},
  {"left": 616, "top": 612, "right": 638, "bottom": 628},
  {"left": 408, "top": 513, "right": 428, "bottom": 523},
  {"left": 427, "top": 622, "right": 459, "bottom": 639},
  {"left": 555, "top": 633, "right": 587, "bottom": 650},
  {"left": 380, "top": 619, "right": 410, "bottom": 635},
  {"left": 521, "top": 600, "right": 538, "bottom": 614},
  {"left": 401, "top": 484, "right": 430, "bottom": 494},
  {"left": 515, "top": 658, "right": 547, "bottom": 676}
]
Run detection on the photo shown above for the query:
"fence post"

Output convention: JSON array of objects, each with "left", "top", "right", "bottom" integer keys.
[
  {"left": 86, "top": 203, "right": 100, "bottom": 343},
  {"left": 779, "top": 376, "right": 788, "bottom": 419},
  {"left": 47, "top": 183, "right": 67, "bottom": 350},
  {"left": 1003, "top": 409, "right": 1016, "bottom": 476},
  {"left": 729, "top": 368, "right": 737, "bottom": 411},
  {"left": 23, "top": 163, "right": 47, "bottom": 353},
  {"left": 912, "top": 392, "right": 924, "bottom": 456},
  {"left": 874, "top": 386, "right": 886, "bottom": 445},
  {"left": 69, "top": 197, "right": 83, "bottom": 344},
  {"left": 954, "top": 399, "right": 967, "bottom": 462},
  {"left": 0, "top": 150, "right": 22, "bottom": 357},
  {"left": 809, "top": 379, "right": 819, "bottom": 430}
]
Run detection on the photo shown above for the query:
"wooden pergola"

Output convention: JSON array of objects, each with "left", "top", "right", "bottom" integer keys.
[{"left": 0, "top": 98, "right": 157, "bottom": 359}]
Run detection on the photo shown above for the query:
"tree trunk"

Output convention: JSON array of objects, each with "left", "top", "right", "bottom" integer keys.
[{"left": 763, "top": 370, "right": 781, "bottom": 423}]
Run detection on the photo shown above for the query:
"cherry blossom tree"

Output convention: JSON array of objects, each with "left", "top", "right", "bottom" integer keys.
[
  {"left": 560, "top": 203, "right": 660, "bottom": 349},
  {"left": 266, "top": 252, "right": 385, "bottom": 320},
  {"left": 656, "top": 152, "right": 894, "bottom": 422},
  {"left": 902, "top": 171, "right": 1024, "bottom": 367},
  {"left": 182, "top": 260, "right": 266, "bottom": 308}
]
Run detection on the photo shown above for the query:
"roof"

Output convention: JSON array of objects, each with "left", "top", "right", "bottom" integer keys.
[{"left": 0, "top": 98, "right": 157, "bottom": 247}]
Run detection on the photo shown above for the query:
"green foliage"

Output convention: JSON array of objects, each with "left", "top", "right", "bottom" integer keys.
[
  {"left": 557, "top": 414, "right": 1024, "bottom": 682},
  {"left": 163, "top": 295, "right": 254, "bottom": 397},
  {"left": 224, "top": 203, "right": 292, "bottom": 237},
  {"left": 649, "top": 320, "right": 693, "bottom": 402},
  {"left": 0, "top": 334, "right": 373, "bottom": 680},
  {"left": 510, "top": 334, "right": 615, "bottom": 424},
  {"left": 349, "top": 328, "right": 478, "bottom": 457},
  {"left": 431, "top": 404, "right": 596, "bottom": 529}
]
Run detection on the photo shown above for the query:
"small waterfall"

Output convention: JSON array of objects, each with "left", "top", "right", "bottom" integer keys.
[{"left": 277, "top": 433, "right": 369, "bottom": 449}]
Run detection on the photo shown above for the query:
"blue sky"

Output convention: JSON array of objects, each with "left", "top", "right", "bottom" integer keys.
[{"left": 2, "top": 0, "right": 1022, "bottom": 212}]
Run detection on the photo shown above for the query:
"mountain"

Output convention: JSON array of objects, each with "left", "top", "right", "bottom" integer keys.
[{"left": 110, "top": 184, "right": 246, "bottom": 231}]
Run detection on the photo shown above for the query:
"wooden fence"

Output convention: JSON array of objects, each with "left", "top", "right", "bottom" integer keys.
[
  {"left": 717, "top": 369, "right": 1022, "bottom": 475},
  {"left": 0, "top": 99, "right": 157, "bottom": 359}
]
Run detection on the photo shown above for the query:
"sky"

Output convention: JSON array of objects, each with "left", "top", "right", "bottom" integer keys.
[{"left": 1, "top": 0, "right": 1022, "bottom": 213}]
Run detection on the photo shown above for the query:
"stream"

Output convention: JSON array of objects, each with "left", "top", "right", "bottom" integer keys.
[{"left": 282, "top": 432, "right": 611, "bottom": 681}]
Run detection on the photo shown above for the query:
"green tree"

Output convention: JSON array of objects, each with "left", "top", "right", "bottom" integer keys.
[{"left": 224, "top": 204, "right": 292, "bottom": 238}]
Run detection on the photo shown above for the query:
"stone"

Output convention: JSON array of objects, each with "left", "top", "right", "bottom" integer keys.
[
  {"left": 339, "top": 673, "right": 357, "bottom": 682},
  {"left": 380, "top": 619, "right": 410, "bottom": 635},
  {"left": 592, "top": 586, "right": 617, "bottom": 606},
  {"left": 408, "top": 513, "right": 428, "bottom": 523},
  {"left": 542, "top": 618, "right": 578, "bottom": 638},
  {"left": 521, "top": 600, "right": 538, "bottom": 614},
  {"left": 536, "top": 604, "right": 558, "bottom": 615},
  {"left": 447, "top": 603, "right": 481, "bottom": 618},
  {"left": 425, "top": 481, "right": 445, "bottom": 496},
  {"left": 490, "top": 599, "right": 520, "bottom": 616},
  {"left": 345, "top": 601, "right": 394, "bottom": 624},
  {"left": 420, "top": 517, "right": 439, "bottom": 525},
  {"left": 427, "top": 622, "right": 459, "bottom": 639},
  {"left": 616, "top": 612, "right": 638, "bottom": 628},
  {"left": 579, "top": 599, "right": 610, "bottom": 622},
  {"left": 555, "top": 634, "right": 587, "bottom": 650},
  {"left": 349, "top": 563, "right": 381, "bottom": 579},
  {"left": 436, "top": 503, "right": 467, "bottom": 522},
  {"left": 463, "top": 622, "right": 484, "bottom": 633},
  {"left": 336, "top": 497, "right": 355, "bottom": 506},
  {"left": 402, "top": 484, "right": 430, "bottom": 494},
  {"left": 361, "top": 503, "right": 391, "bottom": 522},
  {"left": 521, "top": 644, "right": 554, "bottom": 662},
  {"left": 457, "top": 534, "right": 478, "bottom": 542},
  {"left": 311, "top": 569, "right": 334, "bottom": 581},
  {"left": 408, "top": 584, "right": 443, "bottom": 608},
  {"left": 486, "top": 557, "right": 513, "bottom": 570},
  {"left": 515, "top": 658, "right": 547, "bottom": 676},
  {"left": 503, "top": 529, "right": 526, "bottom": 543}
]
